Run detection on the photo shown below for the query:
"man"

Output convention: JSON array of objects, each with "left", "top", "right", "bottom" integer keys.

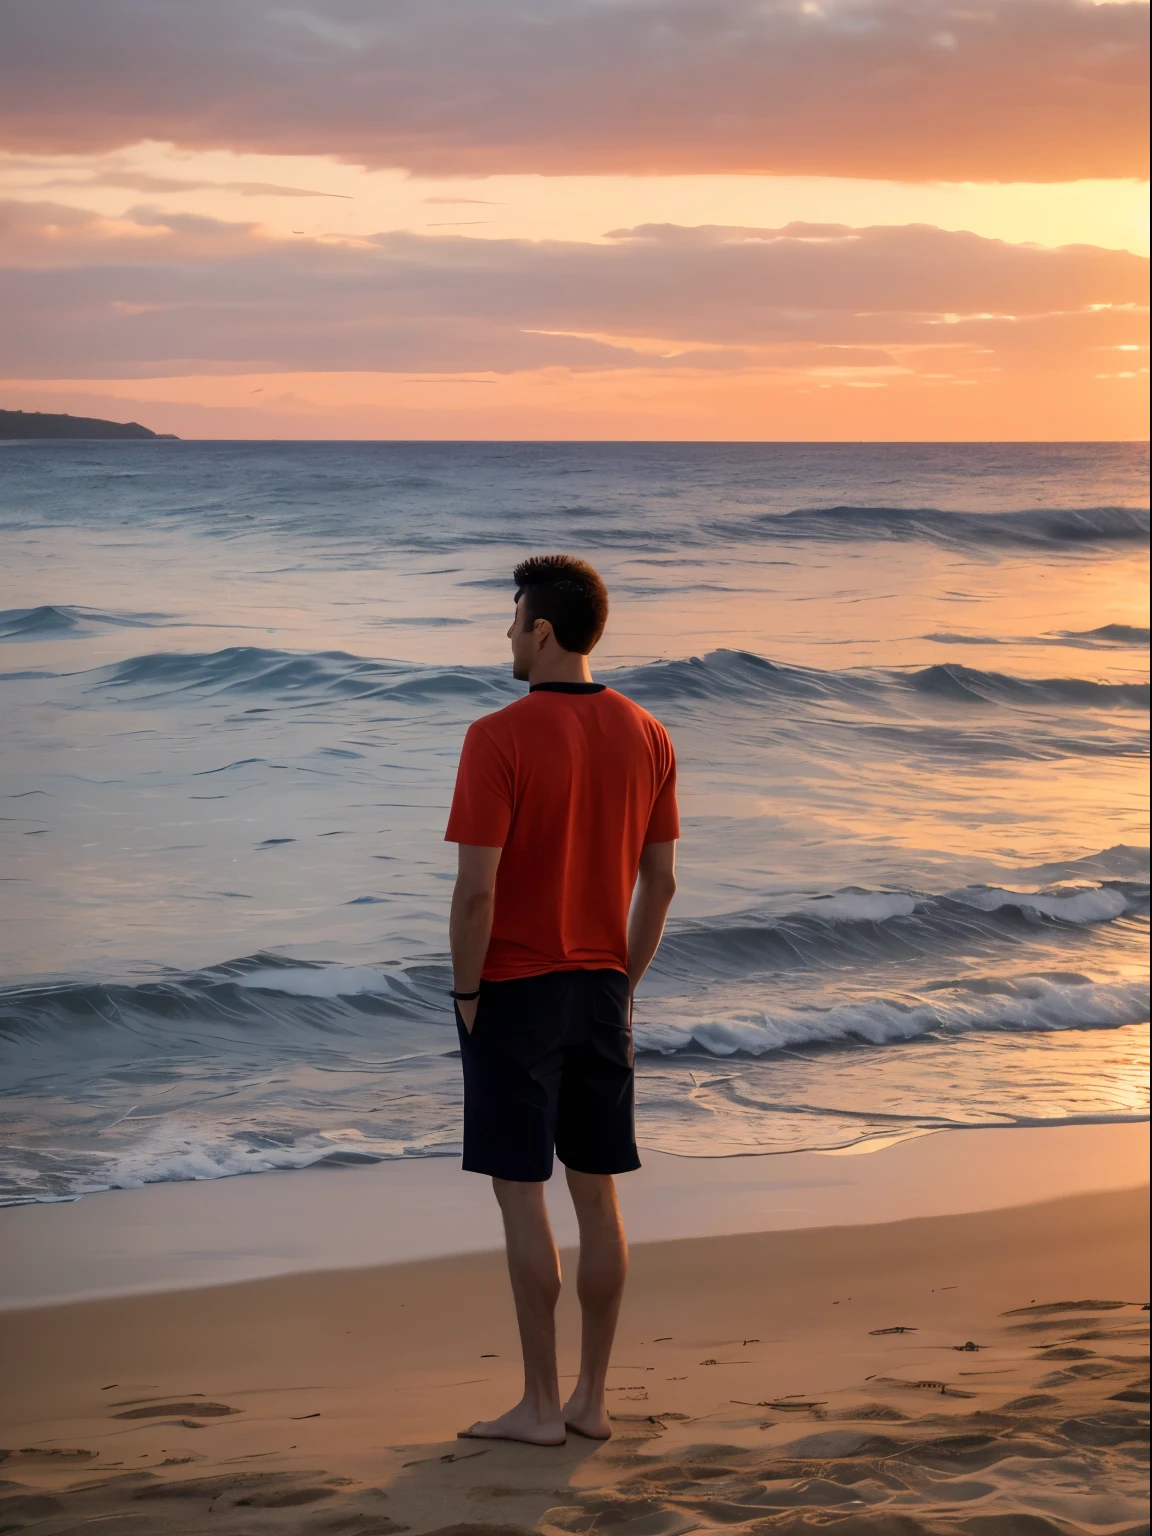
[{"left": 445, "top": 554, "right": 679, "bottom": 1447}]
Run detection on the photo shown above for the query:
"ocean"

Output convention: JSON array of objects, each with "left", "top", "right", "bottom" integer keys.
[{"left": 0, "top": 440, "right": 1148, "bottom": 1205}]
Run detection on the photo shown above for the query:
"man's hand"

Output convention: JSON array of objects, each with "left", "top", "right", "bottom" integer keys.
[
  {"left": 450, "top": 844, "right": 501, "bottom": 1034},
  {"left": 627, "top": 841, "right": 677, "bottom": 994}
]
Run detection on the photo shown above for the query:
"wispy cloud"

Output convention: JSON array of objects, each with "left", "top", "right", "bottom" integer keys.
[
  {"left": 0, "top": 0, "right": 1145, "bottom": 181},
  {"left": 1, "top": 201, "right": 1144, "bottom": 386},
  {"left": 38, "top": 171, "right": 354, "bottom": 198}
]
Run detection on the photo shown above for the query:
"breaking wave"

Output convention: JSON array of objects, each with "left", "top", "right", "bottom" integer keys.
[
  {"left": 639, "top": 974, "right": 1150, "bottom": 1057},
  {"left": 2, "top": 879, "right": 1144, "bottom": 1057},
  {"left": 89, "top": 646, "right": 514, "bottom": 705},
  {"left": 1060, "top": 624, "right": 1151, "bottom": 647},
  {"left": 56, "top": 644, "right": 1151, "bottom": 715},
  {"left": 709, "top": 504, "right": 1150, "bottom": 550},
  {"left": 924, "top": 624, "right": 1150, "bottom": 652},
  {"left": 0, "top": 604, "right": 168, "bottom": 641}
]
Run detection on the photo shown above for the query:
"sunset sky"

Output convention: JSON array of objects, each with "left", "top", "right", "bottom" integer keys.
[{"left": 1, "top": 0, "right": 1147, "bottom": 439}]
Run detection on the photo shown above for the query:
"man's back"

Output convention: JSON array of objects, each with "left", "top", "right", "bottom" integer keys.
[{"left": 445, "top": 682, "right": 678, "bottom": 980}]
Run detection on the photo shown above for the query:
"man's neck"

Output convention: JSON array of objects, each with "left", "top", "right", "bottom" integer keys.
[{"left": 526, "top": 651, "right": 594, "bottom": 687}]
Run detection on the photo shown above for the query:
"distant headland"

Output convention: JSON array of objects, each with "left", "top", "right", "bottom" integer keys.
[{"left": 0, "top": 409, "right": 178, "bottom": 441}]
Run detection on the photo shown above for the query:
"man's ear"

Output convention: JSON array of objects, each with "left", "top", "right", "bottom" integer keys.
[{"left": 533, "top": 617, "right": 553, "bottom": 647}]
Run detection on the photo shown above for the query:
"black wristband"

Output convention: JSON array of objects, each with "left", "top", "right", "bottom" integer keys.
[{"left": 450, "top": 988, "right": 481, "bottom": 1001}]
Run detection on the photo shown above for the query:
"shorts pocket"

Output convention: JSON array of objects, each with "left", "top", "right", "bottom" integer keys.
[
  {"left": 591, "top": 972, "right": 634, "bottom": 1067},
  {"left": 591, "top": 970, "right": 631, "bottom": 1028}
]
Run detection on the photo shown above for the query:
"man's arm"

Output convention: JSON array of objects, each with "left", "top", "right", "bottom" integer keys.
[
  {"left": 449, "top": 843, "right": 502, "bottom": 1032},
  {"left": 627, "top": 840, "right": 677, "bottom": 995}
]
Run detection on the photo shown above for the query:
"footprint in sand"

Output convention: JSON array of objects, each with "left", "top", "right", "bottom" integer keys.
[
  {"left": 134, "top": 1472, "right": 340, "bottom": 1504},
  {"left": 0, "top": 1495, "right": 67, "bottom": 1523},
  {"left": 2, "top": 1448, "right": 97, "bottom": 1465},
  {"left": 112, "top": 1401, "right": 240, "bottom": 1420},
  {"left": 1002, "top": 1299, "right": 1129, "bottom": 1315}
]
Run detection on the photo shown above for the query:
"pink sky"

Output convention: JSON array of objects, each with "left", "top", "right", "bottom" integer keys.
[{"left": 1, "top": 0, "right": 1147, "bottom": 438}]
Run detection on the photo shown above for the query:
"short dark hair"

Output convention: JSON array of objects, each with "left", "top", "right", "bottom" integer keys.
[{"left": 513, "top": 554, "right": 609, "bottom": 654}]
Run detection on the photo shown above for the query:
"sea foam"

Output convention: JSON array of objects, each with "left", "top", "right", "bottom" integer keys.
[
  {"left": 637, "top": 976, "right": 1151, "bottom": 1057},
  {"left": 952, "top": 887, "right": 1128, "bottom": 924}
]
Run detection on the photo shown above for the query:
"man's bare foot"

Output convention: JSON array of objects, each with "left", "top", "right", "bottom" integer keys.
[
  {"left": 562, "top": 1392, "right": 612, "bottom": 1440},
  {"left": 458, "top": 1398, "right": 566, "bottom": 1446}
]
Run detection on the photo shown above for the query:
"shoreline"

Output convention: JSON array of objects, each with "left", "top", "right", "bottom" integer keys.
[
  {"left": 1, "top": 1186, "right": 1146, "bottom": 1534},
  {"left": 1, "top": 1119, "right": 1146, "bottom": 1310}
]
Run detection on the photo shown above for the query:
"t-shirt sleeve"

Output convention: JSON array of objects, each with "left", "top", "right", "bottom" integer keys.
[
  {"left": 644, "top": 726, "right": 680, "bottom": 844},
  {"left": 444, "top": 721, "right": 514, "bottom": 846}
]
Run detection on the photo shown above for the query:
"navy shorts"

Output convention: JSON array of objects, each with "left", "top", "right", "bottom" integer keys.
[{"left": 456, "top": 968, "right": 641, "bottom": 1183}]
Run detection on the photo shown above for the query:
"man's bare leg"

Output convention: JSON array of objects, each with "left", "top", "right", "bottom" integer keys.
[
  {"left": 460, "top": 1178, "right": 566, "bottom": 1444},
  {"left": 561, "top": 1169, "right": 628, "bottom": 1439}
]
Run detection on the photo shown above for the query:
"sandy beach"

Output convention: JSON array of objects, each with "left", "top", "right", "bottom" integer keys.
[
  {"left": 0, "top": 0, "right": 1148, "bottom": 1516},
  {"left": 2, "top": 1164, "right": 1147, "bottom": 1536}
]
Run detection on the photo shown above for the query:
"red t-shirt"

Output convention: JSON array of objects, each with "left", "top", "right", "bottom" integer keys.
[{"left": 445, "top": 683, "right": 679, "bottom": 981}]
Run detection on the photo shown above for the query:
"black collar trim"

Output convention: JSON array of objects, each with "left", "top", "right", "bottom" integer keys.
[{"left": 529, "top": 681, "right": 606, "bottom": 694}]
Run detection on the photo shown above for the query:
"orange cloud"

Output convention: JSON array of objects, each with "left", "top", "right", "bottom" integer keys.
[
  {"left": 0, "top": 0, "right": 1146, "bottom": 182},
  {"left": 1, "top": 201, "right": 1145, "bottom": 438},
  {"left": 2, "top": 202, "right": 1145, "bottom": 375}
]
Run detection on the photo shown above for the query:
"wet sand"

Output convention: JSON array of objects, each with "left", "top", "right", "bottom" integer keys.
[
  {"left": 3, "top": 1121, "right": 1146, "bottom": 1308},
  {"left": 2, "top": 1185, "right": 1147, "bottom": 1536}
]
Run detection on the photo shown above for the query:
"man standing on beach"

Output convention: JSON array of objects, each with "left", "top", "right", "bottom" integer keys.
[{"left": 445, "top": 555, "right": 679, "bottom": 1446}]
